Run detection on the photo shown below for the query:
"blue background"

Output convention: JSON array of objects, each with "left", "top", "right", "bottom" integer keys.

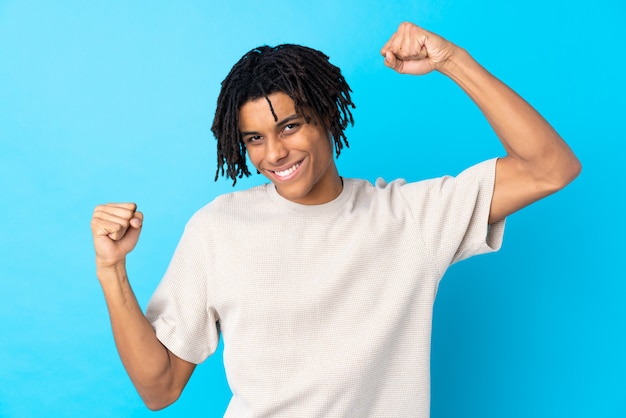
[{"left": 1, "top": 0, "right": 624, "bottom": 417}]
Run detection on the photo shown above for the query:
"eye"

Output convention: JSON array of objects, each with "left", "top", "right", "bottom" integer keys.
[
  {"left": 282, "top": 123, "right": 300, "bottom": 134},
  {"left": 245, "top": 135, "right": 263, "bottom": 144}
]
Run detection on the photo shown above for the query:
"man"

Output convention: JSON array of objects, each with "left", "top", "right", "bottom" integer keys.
[{"left": 91, "top": 22, "right": 580, "bottom": 417}]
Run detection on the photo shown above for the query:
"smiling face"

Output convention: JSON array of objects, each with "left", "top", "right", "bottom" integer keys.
[{"left": 239, "top": 92, "right": 342, "bottom": 205}]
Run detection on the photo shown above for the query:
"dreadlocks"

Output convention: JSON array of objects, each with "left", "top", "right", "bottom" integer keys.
[{"left": 211, "top": 44, "right": 355, "bottom": 184}]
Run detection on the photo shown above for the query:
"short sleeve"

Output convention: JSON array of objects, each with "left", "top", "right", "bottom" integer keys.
[
  {"left": 146, "top": 221, "right": 219, "bottom": 364},
  {"left": 399, "top": 158, "right": 505, "bottom": 276}
]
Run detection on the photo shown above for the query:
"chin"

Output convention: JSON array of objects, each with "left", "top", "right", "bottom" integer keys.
[
  {"left": 277, "top": 186, "right": 306, "bottom": 200},
  {"left": 276, "top": 183, "right": 314, "bottom": 202}
]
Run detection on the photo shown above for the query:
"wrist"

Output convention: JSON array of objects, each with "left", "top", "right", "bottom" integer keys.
[
  {"left": 96, "top": 260, "right": 128, "bottom": 284},
  {"left": 438, "top": 46, "right": 470, "bottom": 78}
]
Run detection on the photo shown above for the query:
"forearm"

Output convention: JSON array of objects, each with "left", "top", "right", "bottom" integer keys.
[
  {"left": 381, "top": 22, "right": 581, "bottom": 222},
  {"left": 98, "top": 264, "right": 181, "bottom": 409},
  {"left": 440, "top": 47, "right": 580, "bottom": 187}
]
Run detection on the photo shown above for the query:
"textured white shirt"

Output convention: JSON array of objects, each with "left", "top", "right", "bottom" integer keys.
[{"left": 147, "top": 158, "right": 505, "bottom": 417}]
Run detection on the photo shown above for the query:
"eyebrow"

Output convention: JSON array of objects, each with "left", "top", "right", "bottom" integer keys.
[{"left": 240, "top": 114, "right": 302, "bottom": 137}]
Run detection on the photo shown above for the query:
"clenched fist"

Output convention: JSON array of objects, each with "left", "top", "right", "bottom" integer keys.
[
  {"left": 91, "top": 203, "right": 144, "bottom": 270},
  {"left": 380, "top": 22, "right": 456, "bottom": 76}
]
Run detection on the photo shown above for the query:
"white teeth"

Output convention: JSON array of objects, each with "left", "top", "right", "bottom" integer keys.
[{"left": 274, "top": 162, "right": 301, "bottom": 177}]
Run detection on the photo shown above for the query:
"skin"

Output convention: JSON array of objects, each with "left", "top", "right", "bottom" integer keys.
[
  {"left": 239, "top": 93, "right": 342, "bottom": 205},
  {"left": 91, "top": 203, "right": 195, "bottom": 410},
  {"left": 380, "top": 22, "right": 581, "bottom": 223},
  {"left": 90, "top": 22, "right": 580, "bottom": 410}
]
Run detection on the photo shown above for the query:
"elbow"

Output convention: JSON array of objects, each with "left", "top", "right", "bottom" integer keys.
[
  {"left": 145, "top": 401, "right": 172, "bottom": 412},
  {"left": 132, "top": 348, "right": 194, "bottom": 411},
  {"left": 545, "top": 155, "right": 582, "bottom": 193},
  {"left": 558, "top": 156, "right": 582, "bottom": 189},
  {"left": 137, "top": 380, "right": 184, "bottom": 411},
  {"left": 142, "top": 390, "right": 181, "bottom": 411},
  {"left": 144, "top": 400, "right": 167, "bottom": 412},
  {"left": 572, "top": 156, "right": 583, "bottom": 178}
]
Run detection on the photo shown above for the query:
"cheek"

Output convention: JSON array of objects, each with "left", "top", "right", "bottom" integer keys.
[
  {"left": 315, "top": 136, "right": 334, "bottom": 164},
  {"left": 246, "top": 148, "right": 262, "bottom": 168}
]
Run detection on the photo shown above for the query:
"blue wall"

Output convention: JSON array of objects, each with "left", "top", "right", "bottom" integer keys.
[{"left": 1, "top": 0, "right": 624, "bottom": 417}]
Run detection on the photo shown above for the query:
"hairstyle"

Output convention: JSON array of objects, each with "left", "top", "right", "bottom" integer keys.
[{"left": 211, "top": 44, "right": 355, "bottom": 184}]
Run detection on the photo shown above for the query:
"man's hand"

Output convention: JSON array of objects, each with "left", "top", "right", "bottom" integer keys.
[
  {"left": 380, "top": 22, "right": 456, "bottom": 76},
  {"left": 91, "top": 203, "right": 143, "bottom": 270}
]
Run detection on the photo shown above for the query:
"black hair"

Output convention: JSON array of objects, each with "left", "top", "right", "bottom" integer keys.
[{"left": 211, "top": 44, "right": 355, "bottom": 184}]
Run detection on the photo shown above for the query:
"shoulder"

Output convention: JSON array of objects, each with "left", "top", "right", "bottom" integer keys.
[
  {"left": 348, "top": 159, "right": 497, "bottom": 218},
  {"left": 185, "top": 184, "right": 271, "bottom": 229},
  {"left": 387, "top": 159, "right": 497, "bottom": 196}
]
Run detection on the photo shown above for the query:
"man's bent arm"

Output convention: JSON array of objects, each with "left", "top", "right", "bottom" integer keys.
[
  {"left": 91, "top": 203, "right": 195, "bottom": 410},
  {"left": 381, "top": 22, "right": 581, "bottom": 223}
]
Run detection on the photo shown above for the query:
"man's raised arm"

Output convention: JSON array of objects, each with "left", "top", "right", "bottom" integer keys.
[
  {"left": 380, "top": 22, "right": 581, "bottom": 223},
  {"left": 91, "top": 203, "right": 195, "bottom": 410}
]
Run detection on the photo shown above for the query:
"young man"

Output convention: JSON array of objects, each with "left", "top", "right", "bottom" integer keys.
[{"left": 91, "top": 22, "right": 580, "bottom": 417}]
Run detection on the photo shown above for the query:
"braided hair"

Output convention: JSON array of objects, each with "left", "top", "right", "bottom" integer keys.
[{"left": 211, "top": 44, "right": 355, "bottom": 184}]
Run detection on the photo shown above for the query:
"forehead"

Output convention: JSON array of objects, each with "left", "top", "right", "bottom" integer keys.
[{"left": 238, "top": 92, "right": 297, "bottom": 130}]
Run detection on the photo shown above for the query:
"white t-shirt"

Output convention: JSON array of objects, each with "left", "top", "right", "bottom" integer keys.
[{"left": 147, "top": 158, "right": 505, "bottom": 417}]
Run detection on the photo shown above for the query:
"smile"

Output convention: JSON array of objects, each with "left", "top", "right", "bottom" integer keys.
[{"left": 272, "top": 161, "right": 302, "bottom": 178}]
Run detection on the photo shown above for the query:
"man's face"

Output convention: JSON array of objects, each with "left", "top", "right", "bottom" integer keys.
[{"left": 239, "top": 92, "right": 342, "bottom": 205}]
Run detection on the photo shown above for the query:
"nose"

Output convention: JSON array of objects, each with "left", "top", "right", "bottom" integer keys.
[{"left": 266, "top": 136, "right": 288, "bottom": 164}]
